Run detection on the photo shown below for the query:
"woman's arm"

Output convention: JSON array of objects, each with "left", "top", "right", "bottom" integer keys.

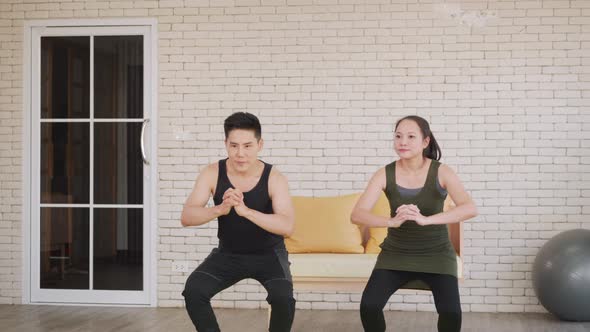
[
  {"left": 409, "top": 164, "right": 478, "bottom": 226},
  {"left": 351, "top": 167, "right": 408, "bottom": 228}
]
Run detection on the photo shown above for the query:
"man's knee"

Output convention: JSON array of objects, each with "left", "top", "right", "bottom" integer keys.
[
  {"left": 265, "top": 279, "right": 295, "bottom": 306},
  {"left": 183, "top": 271, "right": 219, "bottom": 303}
]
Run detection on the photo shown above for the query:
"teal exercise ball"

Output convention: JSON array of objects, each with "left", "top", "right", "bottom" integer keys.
[{"left": 532, "top": 229, "right": 590, "bottom": 321}]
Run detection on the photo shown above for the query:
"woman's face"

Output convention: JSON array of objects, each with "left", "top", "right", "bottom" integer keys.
[{"left": 394, "top": 119, "right": 430, "bottom": 159}]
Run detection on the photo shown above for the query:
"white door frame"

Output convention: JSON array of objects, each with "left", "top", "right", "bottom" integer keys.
[{"left": 22, "top": 18, "right": 158, "bottom": 306}]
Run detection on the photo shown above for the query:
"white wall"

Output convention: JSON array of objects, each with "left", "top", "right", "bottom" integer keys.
[{"left": 1, "top": 0, "right": 589, "bottom": 314}]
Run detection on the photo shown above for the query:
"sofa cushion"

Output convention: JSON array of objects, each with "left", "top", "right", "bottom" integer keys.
[
  {"left": 289, "top": 253, "right": 463, "bottom": 280},
  {"left": 365, "top": 193, "right": 391, "bottom": 253},
  {"left": 285, "top": 193, "right": 364, "bottom": 253},
  {"left": 365, "top": 228, "right": 387, "bottom": 254},
  {"left": 289, "top": 253, "right": 377, "bottom": 278}
]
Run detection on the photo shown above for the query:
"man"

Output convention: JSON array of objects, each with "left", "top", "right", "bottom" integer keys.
[{"left": 181, "top": 112, "right": 296, "bottom": 332}]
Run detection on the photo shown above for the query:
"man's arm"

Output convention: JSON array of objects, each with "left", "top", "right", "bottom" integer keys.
[
  {"left": 233, "top": 169, "right": 295, "bottom": 237},
  {"left": 180, "top": 164, "right": 232, "bottom": 227}
]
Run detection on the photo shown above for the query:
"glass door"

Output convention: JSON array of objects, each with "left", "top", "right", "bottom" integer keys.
[{"left": 30, "top": 26, "right": 153, "bottom": 304}]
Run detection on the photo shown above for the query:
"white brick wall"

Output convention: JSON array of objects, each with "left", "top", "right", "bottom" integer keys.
[{"left": 1, "top": 0, "right": 589, "bottom": 314}]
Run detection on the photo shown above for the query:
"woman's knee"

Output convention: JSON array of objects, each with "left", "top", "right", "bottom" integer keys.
[
  {"left": 437, "top": 311, "right": 462, "bottom": 332},
  {"left": 434, "top": 295, "right": 462, "bottom": 315},
  {"left": 360, "top": 296, "right": 385, "bottom": 314}
]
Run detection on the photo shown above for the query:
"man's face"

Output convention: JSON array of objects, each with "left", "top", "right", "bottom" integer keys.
[{"left": 225, "top": 129, "right": 263, "bottom": 172}]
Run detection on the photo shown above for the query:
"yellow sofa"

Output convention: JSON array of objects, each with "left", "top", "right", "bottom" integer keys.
[{"left": 285, "top": 193, "right": 463, "bottom": 291}]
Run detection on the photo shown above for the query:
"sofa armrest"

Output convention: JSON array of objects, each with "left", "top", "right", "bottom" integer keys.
[
  {"left": 448, "top": 222, "right": 463, "bottom": 258},
  {"left": 445, "top": 196, "right": 463, "bottom": 258}
]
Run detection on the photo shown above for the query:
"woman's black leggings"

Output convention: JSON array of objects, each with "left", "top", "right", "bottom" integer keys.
[{"left": 360, "top": 269, "right": 462, "bottom": 332}]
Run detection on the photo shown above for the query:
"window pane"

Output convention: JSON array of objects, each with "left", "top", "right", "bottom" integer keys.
[
  {"left": 41, "top": 123, "right": 89, "bottom": 204},
  {"left": 94, "top": 208, "right": 143, "bottom": 291},
  {"left": 94, "top": 36, "right": 143, "bottom": 118},
  {"left": 41, "top": 37, "right": 90, "bottom": 119},
  {"left": 94, "top": 123, "right": 143, "bottom": 204},
  {"left": 40, "top": 208, "right": 89, "bottom": 289}
]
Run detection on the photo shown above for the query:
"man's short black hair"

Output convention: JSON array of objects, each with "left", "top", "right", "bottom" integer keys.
[{"left": 224, "top": 112, "right": 262, "bottom": 140}]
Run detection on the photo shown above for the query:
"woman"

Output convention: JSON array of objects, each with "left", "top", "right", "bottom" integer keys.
[{"left": 351, "top": 115, "right": 478, "bottom": 332}]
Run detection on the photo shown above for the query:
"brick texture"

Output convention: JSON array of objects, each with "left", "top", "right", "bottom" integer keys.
[{"left": 0, "top": 0, "right": 588, "bottom": 314}]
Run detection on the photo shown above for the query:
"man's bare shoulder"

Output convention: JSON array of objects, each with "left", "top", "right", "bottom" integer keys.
[
  {"left": 269, "top": 165, "right": 286, "bottom": 180},
  {"left": 204, "top": 162, "right": 219, "bottom": 172},
  {"left": 268, "top": 166, "right": 289, "bottom": 188},
  {"left": 197, "top": 162, "right": 219, "bottom": 182}
]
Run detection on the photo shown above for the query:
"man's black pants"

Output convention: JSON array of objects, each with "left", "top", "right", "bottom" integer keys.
[{"left": 182, "top": 247, "right": 295, "bottom": 332}]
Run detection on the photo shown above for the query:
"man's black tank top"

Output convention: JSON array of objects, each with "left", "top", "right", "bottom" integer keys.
[{"left": 212, "top": 159, "right": 285, "bottom": 254}]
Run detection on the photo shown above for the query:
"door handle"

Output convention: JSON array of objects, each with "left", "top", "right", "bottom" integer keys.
[{"left": 140, "top": 119, "right": 150, "bottom": 165}]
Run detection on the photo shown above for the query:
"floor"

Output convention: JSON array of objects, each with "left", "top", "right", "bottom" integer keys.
[{"left": 1, "top": 305, "right": 589, "bottom": 331}]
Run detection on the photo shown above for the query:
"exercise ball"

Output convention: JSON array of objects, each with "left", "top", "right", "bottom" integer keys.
[{"left": 532, "top": 228, "right": 590, "bottom": 321}]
